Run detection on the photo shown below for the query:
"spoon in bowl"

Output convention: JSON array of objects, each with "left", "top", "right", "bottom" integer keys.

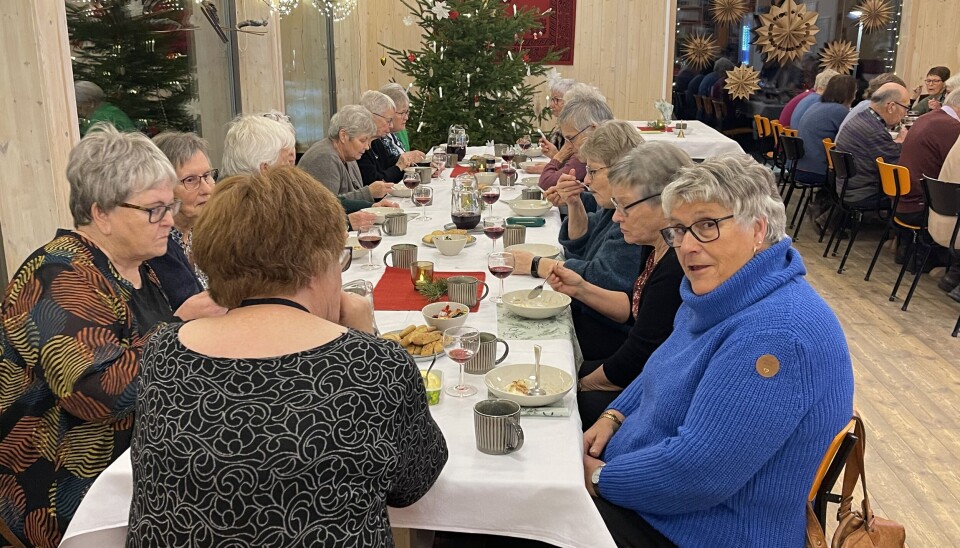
[
  {"left": 526, "top": 262, "right": 554, "bottom": 299},
  {"left": 527, "top": 345, "right": 546, "bottom": 396}
]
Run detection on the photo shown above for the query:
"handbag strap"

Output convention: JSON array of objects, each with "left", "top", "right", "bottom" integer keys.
[{"left": 837, "top": 413, "right": 875, "bottom": 521}]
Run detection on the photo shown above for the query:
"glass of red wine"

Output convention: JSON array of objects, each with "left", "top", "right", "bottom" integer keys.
[
  {"left": 402, "top": 169, "right": 420, "bottom": 207},
  {"left": 481, "top": 184, "right": 501, "bottom": 216},
  {"left": 517, "top": 134, "right": 532, "bottom": 151},
  {"left": 357, "top": 224, "right": 383, "bottom": 270},
  {"left": 443, "top": 326, "right": 480, "bottom": 397},
  {"left": 488, "top": 251, "right": 515, "bottom": 304},
  {"left": 501, "top": 145, "right": 517, "bottom": 169},
  {"left": 483, "top": 216, "right": 505, "bottom": 251},
  {"left": 413, "top": 186, "right": 432, "bottom": 221}
]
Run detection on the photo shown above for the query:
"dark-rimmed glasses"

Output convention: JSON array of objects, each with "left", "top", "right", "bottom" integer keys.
[
  {"left": 562, "top": 125, "right": 590, "bottom": 143},
  {"left": 179, "top": 169, "right": 219, "bottom": 191},
  {"left": 549, "top": 96, "right": 564, "bottom": 104},
  {"left": 612, "top": 193, "right": 660, "bottom": 217},
  {"left": 118, "top": 200, "right": 182, "bottom": 223},
  {"left": 372, "top": 112, "right": 395, "bottom": 125},
  {"left": 586, "top": 166, "right": 609, "bottom": 179},
  {"left": 340, "top": 247, "right": 353, "bottom": 272},
  {"left": 924, "top": 78, "right": 943, "bottom": 85},
  {"left": 396, "top": 109, "right": 410, "bottom": 117},
  {"left": 262, "top": 112, "right": 291, "bottom": 123},
  {"left": 891, "top": 100, "right": 911, "bottom": 111},
  {"left": 659, "top": 214, "right": 735, "bottom": 247}
]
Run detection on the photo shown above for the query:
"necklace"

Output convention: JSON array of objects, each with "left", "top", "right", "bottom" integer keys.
[{"left": 237, "top": 297, "right": 310, "bottom": 313}]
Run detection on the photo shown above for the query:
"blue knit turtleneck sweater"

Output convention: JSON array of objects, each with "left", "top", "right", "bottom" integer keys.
[{"left": 600, "top": 238, "right": 854, "bottom": 547}]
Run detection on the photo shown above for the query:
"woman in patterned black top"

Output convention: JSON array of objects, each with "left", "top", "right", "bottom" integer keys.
[{"left": 127, "top": 166, "right": 447, "bottom": 547}]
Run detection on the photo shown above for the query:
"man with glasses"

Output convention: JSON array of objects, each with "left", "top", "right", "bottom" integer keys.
[{"left": 833, "top": 82, "right": 911, "bottom": 208}]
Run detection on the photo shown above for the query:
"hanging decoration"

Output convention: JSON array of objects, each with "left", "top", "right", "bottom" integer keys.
[
  {"left": 819, "top": 40, "right": 859, "bottom": 73},
  {"left": 270, "top": 0, "right": 299, "bottom": 17},
  {"left": 681, "top": 32, "right": 720, "bottom": 71},
  {"left": 403, "top": 14, "right": 417, "bottom": 26},
  {"left": 710, "top": 0, "right": 749, "bottom": 27},
  {"left": 407, "top": 52, "right": 417, "bottom": 62},
  {"left": 751, "top": 0, "right": 819, "bottom": 64},
  {"left": 430, "top": 1, "right": 451, "bottom": 19},
  {"left": 724, "top": 64, "right": 761, "bottom": 100},
  {"left": 380, "top": 55, "right": 387, "bottom": 66},
  {"left": 856, "top": 0, "right": 893, "bottom": 32}
]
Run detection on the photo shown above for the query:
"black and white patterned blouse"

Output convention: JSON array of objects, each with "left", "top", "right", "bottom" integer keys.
[
  {"left": 170, "top": 226, "right": 209, "bottom": 289},
  {"left": 127, "top": 324, "right": 448, "bottom": 547}
]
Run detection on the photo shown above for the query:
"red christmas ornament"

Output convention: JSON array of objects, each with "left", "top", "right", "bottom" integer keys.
[
  {"left": 449, "top": 10, "right": 459, "bottom": 19},
  {"left": 407, "top": 53, "right": 416, "bottom": 62},
  {"left": 522, "top": 54, "right": 530, "bottom": 63},
  {"left": 474, "top": 95, "right": 480, "bottom": 107}
]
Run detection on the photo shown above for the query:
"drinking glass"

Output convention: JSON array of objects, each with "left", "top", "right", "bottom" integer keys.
[
  {"left": 443, "top": 326, "right": 480, "bottom": 397},
  {"left": 487, "top": 251, "right": 515, "bottom": 304},
  {"left": 357, "top": 225, "right": 383, "bottom": 270},
  {"left": 413, "top": 186, "right": 433, "bottom": 221},
  {"left": 402, "top": 168, "right": 420, "bottom": 207},
  {"left": 483, "top": 216, "right": 505, "bottom": 251},
  {"left": 517, "top": 134, "right": 532, "bottom": 150},
  {"left": 481, "top": 184, "right": 501, "bottom": 216},
  {"left": 501, "top": 145, "right": 517, "bottom": 169},
  {"left": 431, "top": 147, "right": 448, "bottom": 177}
]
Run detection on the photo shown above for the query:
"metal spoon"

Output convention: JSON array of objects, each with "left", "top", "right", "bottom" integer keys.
[
  {"left": 527, "top": 345, "right": 546, "bottom": 396},
  {"left": 527, "top": 282, "right": 546, "bottom": 300}
]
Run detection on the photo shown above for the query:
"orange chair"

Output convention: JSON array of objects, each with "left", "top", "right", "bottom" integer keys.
[
  {"left": 817, "top": 138, "right": 837, "bottom": 242},
  {"left": 808, "top": 418, "right": 858, "bottom": 530},
  {"left": 755, "top": 115, "right": 775, "bottom": 166},
  {"left": 868, "top": 160, "right": 921, "bottom": 306}
]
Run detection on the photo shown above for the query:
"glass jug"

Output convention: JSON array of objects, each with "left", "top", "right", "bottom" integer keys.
[
  {"left": 447, "top": 124, "right": 469, "bottom": 161},
  {"left": 450, "top": 182, "right": 481, "bottom": 230}
]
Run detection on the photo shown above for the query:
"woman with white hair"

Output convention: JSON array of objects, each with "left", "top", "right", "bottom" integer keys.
[
  {"left": 221, "top": 111, "right": 297, "bottom": 177},
  {"left": 299, "top": 105, "right": 396, "bottom": 205},
  {"left": 75, "top": 80, "right": 135, "bottom": 136},
  {"left": 538, "top": 94, "right": 614, "bottom": 190},
  {"left": 528, "top": 77, "right": 576, "bottom": 173},
  {"left": 380, "top": 82, "right": 415, "bottom": 153},
  {"left": 582, "top": 155, "right": 853, "bottom": 547},
  {"left": 0, "top": 124, "right": 215, "bottom": 545},
  {"left": 357, "top": 90, "right": 424, "bottom": 184}
]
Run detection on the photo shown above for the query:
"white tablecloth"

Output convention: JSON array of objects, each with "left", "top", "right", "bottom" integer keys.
[
  {"left": 628, "top": 120, "right": 745, "bottom": 159},
  {"left": 61, "top": 149, "right": 616, "bottom": 548}
]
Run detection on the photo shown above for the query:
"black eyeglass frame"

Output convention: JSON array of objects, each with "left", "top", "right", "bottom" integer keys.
[
  {"left": 118, "top": 200, "right": 183, "bottom": 223},
  {"left": 612, "top": 193, "right": 661, "bottom": 217},
  {"left": 659, "top": 214, "right": 736, "bottom": 247},
  {"left": 340, "top": 247, "right": 353, "bottom": 272},
  {"left": 179, "top": 168, "right": 220, "bottom": 191}
]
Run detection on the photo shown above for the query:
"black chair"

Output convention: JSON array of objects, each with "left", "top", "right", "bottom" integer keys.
[
  {"left": 779, "top": 135, "right": 818, "bottom": 239},
  {"left": 918, "top": 177, "right": 960, "bottom": 337},
  {"left": 822, "top": 149, "right": 891, "bottom": 274}
]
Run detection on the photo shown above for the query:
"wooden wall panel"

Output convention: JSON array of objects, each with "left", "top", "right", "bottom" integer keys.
[
  {"left": 895, "top": 0, "right": 960, "bottom": 94},
  {"left": 236, "top": 0, "right": 285, "bottom": 113},
  {"left": 0, "top": 0, "right": 77, "bottom": 278}
]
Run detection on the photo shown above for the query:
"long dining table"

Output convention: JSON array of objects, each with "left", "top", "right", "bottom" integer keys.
[
  {"left": 60, "top": 147, "right": 617, "bottom": 548},
  {"left": 627, "top": 119, "right": 745, "bottom": 159}
]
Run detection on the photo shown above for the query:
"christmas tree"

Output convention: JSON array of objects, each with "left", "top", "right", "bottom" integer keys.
[
  {"left": 67, "top": 0, "right": 196, "bottom": 135},
  {"left": 382, "top": 0, "right": 559, "bottom": 151}
]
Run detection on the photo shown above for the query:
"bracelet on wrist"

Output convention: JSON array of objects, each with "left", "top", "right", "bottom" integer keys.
[{"left": 600, "top": 411, "right": 623, "bottom": 429}]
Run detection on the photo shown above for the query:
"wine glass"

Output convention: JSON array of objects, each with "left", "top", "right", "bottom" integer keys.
[
  {"left": 443, "top": 326, "right": 480, "bottom": 397},
  {"left": 413, "top": 186, "right": 433, "bottom": 221},
  {"left": 481, "top": 184, "right": 501, "bottom": 216},
  {"left": 501, "top": 145, "right": 516, "bottom": 169},
  {"left": 517, "top": 134, "right": 532, "bottom": 151},
  {"left": 402, "top": 168, "right": 420, "bottom": 207},
  {"left": 487, "top": 251, "right": 515, "bottom": 304},
  {"left": 431, "top": 147, "right": 448, "bottom": 178},
  {"left": 483, "top": 216, "right": 505, "bottom": 251},
  {"left": 357, "top": 225, "right": 383, "bottom": 270}
]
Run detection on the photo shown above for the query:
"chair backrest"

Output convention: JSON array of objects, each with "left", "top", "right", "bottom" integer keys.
[
  {"left": 713, "top": 99, "right": 728, "bottom": 120},
  {"left": 922, "top": 176, "right": 960, "bottom": 250},
  {"left": 753, "top": 114, "right": 764, "bottom": 138},
  {"left": 770, "top": 120, "right": 783, "bottom": 148},
  {"left": 782, "top": 127, "right": 798, "bottom": 138},
  {"left": 829, "top": 149, "right": 856, "bottom": 180},
  {"left": 760, "top": 116, "right": 772, "bottom": 137},
  {"left": 822, "top": 138, "right": 835, "bottom": 171},
  {"left": 700, "top": 96, "right": 714, "bottom": 116},
  {"left": 875, "top": 157, "right": 911, "bottom": 198},
  {"left": 809, "top": 418, "right": 857, "bottom": 501},
  {"left": 693, "top": 94, "right": 704, "bottom": 114},
  {"left": 780, "top": 135, "right": 805, "bottom": 162}
]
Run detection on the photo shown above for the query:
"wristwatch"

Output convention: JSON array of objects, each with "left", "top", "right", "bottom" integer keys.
[
  {"left": 531, "top": 256, "right": 543, "bottom": 278},
  {"left": 591, "top": 463, "right": 606, "bottom": 497}
]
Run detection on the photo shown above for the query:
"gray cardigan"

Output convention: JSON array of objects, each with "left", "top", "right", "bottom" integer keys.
[{"left": 298, "top": 138, "right": 374, "bottom": 202}]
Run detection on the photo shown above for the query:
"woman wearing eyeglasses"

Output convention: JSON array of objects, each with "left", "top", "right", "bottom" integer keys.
[
  {"left": 148, "top": 132, "right": 228, "bottom": 317},
  {"left": 546, "top": 143, "right": 689, "bottom": 427},
  {"left": 357, "top": 90, "right": 425, "bottom": 185},
  {"left": 0, "top": 125, "right": 215, "bottom": 546},
  {"left": 582, "top": 155, "right": 853, "bottom": 547},
  {"left": 537, "top": 88, "right": 612, "bottom": 190},
  {"left": 910, "top": 66, "right": 950, "bottom": 115}
]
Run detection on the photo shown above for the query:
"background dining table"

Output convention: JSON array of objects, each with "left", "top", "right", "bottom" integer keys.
[
  {"left": 60, "top": 147, "right": 617, "bottom": 548},
  {"left": 627, "top": 119, "right": 745, "bottom": 159}
]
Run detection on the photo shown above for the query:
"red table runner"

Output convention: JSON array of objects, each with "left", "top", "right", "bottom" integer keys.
[{"left": 373, "top": 267, "right": 487, "bottom": 312}]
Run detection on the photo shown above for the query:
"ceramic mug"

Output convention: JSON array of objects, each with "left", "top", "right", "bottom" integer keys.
[
  {"left": 416, "top": 166, "right": 433, "bottom": 185},
  {"left": 383, "top": 243, "right": 417, "bottom": 269},
  {"left": 503, "top": 224, "right": 526, "bottom": 247},
  {"left": 474, "top": 399, "right": 524, "bottom": 455},
  {"left": 447, "top": 275, "right": 490, "bottom": 307},
  {"left": 464, "top": 332, "right": 509, "bottom": 374},
  {"left": 521, "top": 188, "right": 543, "bottom": 200},
  {"left": 382, "top": 212, "right": 409, "bottom": 236}
]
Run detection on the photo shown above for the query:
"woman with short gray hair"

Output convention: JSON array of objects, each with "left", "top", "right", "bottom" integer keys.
[
  {"left": 532, "top": 77, "right": 578, "bottom": 168},
  {"left": 538, "top": 94, "right": 614, "bottom": 190},
  {"left": 547, "top": 142, "right": 690, "bottom": 426},
  {"left": 298, "top": 105, "right": 396, "bottom": 205},
  {"left": 75, "top": 80, "right": 136, "bottom": 136},
  {"left": 221, "top": 111, "right": 297, "bottom": 177},
  {"left": 358, "top": 90, "right": 425, "bottom": 184},
  {"left": 0, "top": 124, "right": 217, "bottom": 545},
  {"left": 380, "top": 82, "right": 413, "bottom": 153},
  {"left": 582, "top": 154, "right": 852, "bottom": 546}
]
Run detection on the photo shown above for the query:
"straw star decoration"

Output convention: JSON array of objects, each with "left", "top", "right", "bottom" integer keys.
[
  {"left": 857, "top": 0, "right": 893, "bottom": 32},
  {"left": 681, "top": 32, "right": 720, "bottom": 71},
  {"left": 752, "top": 0, "right": 820, "bottom": 64},
  {"left": 820, "top": 41, "right": 859, "bottom": 73},
  {"left": 711, "top": 0, "right": 749, "bottom": 26},
  {"left": 724, "top": 64, "right": 761, "bottom": 100}
]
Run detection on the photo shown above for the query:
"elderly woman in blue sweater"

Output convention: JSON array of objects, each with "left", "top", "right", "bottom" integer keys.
[{"left": 582, "top": 155, "right": 854, "bottom": 547}]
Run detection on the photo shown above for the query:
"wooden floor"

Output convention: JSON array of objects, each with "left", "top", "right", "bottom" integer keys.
[{"left": 788, "top": 201, "right": 960, "bottom": 546}]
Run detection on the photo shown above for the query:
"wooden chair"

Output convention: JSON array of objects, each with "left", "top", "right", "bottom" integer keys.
[
  {"left": 699, "top": 95, "right": 715, "bottom": 124},
  {"left": 920, "top": 176, "right": 960, "bottom": 337},
  {"left": 693, "top": 94, "right": 705, "bottom": 121},
  {"left": 867, "top": 159, "right": 921, "bottom": 309},
  {"left": 808, "top": 418, "right": 858, "bottom": 530}
]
